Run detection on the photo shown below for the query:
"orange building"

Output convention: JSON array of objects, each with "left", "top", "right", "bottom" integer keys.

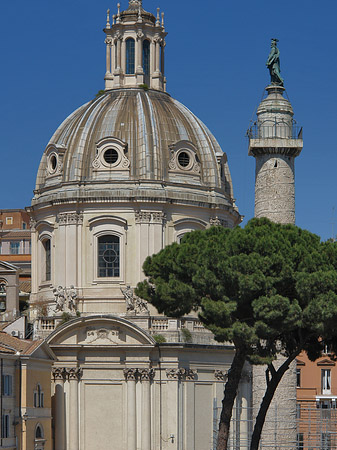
[
  {"left": 296, "top": 351, "right": 337, "bottom": 449},
  {"left": 0, "top": 331, "right": 54, "bottom": 450},
  {"left": 0, "top": 210, "right": 31, "bottom": 310}
]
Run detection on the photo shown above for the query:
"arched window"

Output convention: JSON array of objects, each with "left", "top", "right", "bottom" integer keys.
[
  {"left": 43, "top": 239, "right": 51, "bottom": 281},
  {"left": 98, "top": 235, "right": 120, "bottom": 277},
  {"left": 34, "top": 384, "right": 44, "bottom": 408},
  {"left": 114, "top": 41, "right": 117, "bottom": 69},
  {"left": 142, "top": 40, "right": 150, "bottom": 76},
  {"left": 35, "top": 425, "right": 43, "bottom": 439},
  {"left": 126, "top": 38, "right": 135, "bottom": 74},
  {"left": 0, "top": 280, "right": 6, "bottom": 311}
]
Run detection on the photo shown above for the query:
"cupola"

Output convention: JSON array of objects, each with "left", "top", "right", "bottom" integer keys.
[{"left": 104, "top": 0, "right": 167, "bottom": 91}]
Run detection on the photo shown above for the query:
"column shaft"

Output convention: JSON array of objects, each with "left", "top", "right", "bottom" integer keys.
[
  {"left": 54, "top": 380, "right": 66, "bottom": 450},
  {"left": 127, "top": 379, "right": 137, "bottom": 450},
  {"left": 117, "top": 39, "right": 122, "bottom": 69},
  {"left": 141, "top": 381, "right": 151, "bottom": 450},
  {"left": 106, "top": 41, "right": 111, "bottom": 74},
  {"left": 69, "top": 378, "right": 79, "bottom": 450},
  {"left": 155, "top": 41, "right": 160, "bottom": 72}
]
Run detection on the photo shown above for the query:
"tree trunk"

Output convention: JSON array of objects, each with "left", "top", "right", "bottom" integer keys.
[
  {"left": 216, "top": 348, "right": 247, "bottom": 450},
  {"left": 249, "top": 352, "right": 298, "bottom": 450}
]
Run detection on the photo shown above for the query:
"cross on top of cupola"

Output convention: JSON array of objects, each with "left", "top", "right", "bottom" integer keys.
[
  {"left": 104, "top": 2, "right": 167, "bottom": 92},
  {"left": 128, "top": 0, "right": 143, "bottom": 10}
]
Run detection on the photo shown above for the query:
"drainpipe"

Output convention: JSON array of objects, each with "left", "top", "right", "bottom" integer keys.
[
  {"left": 1, "top": 357, "right": 3, "bottom": 447},
  {"left": 18, "top": 360, "right": 22, "bottom": 450}
]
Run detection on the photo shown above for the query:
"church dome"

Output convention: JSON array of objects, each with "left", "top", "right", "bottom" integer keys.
[
  {"left": 29, "top": 0, "right": 241, "bottom": 321},
  {"left": 33, "top": 88, "right": 238, "bottom": 218}
]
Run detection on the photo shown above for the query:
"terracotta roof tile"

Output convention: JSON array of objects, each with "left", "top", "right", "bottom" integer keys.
[
  {"left": 19, "top": 281, "right": 31, "bottom": 293},
  {"left": 1, "top": 231, "right": 31, "bottom": 239},
  {"left": 0, "top": 332, "right": 43, "bottom": 355}
]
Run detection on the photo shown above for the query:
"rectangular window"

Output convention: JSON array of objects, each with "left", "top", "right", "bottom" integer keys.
[
  {"left": 297, "top": 433, "right": 304, "bottom": 450},
  {"left": 5, "top": 217, "right": 13, "bottom": 225},
  {"left": 296, "top": 368, "right": 301, "bottom": 387},
  {"left": 98, "top": 235, "right": 120, "bottom": 277},
  {"left": 321, "top": 432, "right": 331, "bottom": 450},
  {"left": 2, "top": 375, "right": 12, "bottom": 396},
  {"left": 1, "top": 414, "right": 9, "bottom": 438},
  {"left": 22, "top": 222, "right": 26, "bottom": 230},
  {"left": 126, "top": 38, "right": 135, "bottom": 74},
  {"left": 44, "top": 239, "right": 51, "bottom": 281},
  {"left": 322, "top": 369, "right": 331, "bottom": 394},
  {"left": 10, "top": 241, "right": 20, "bottom": 254}
]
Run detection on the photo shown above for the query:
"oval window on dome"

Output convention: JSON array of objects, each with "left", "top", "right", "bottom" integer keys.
[
  {"left": 103, "top": 148, "right": 119, "bottom": 165},
  {"left": 48, "top": 153, "right": 58, "bottom": 173},
  {"left": 177, "top": 151, "right": 190, "bottom": 169}
]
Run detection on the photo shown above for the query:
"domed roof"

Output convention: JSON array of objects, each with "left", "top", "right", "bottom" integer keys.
[{"left": 33, "top": 88, "right": 238, "bottom": 216}]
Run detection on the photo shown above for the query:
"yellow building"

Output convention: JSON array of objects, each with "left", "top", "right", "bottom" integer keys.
[{"left": 0, "top": 331, "right": 54, "bottom": 450}]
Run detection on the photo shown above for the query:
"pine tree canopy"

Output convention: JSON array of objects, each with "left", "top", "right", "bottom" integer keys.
[{"left": 136, "top": 217, "right": 337, "bottom": 363}]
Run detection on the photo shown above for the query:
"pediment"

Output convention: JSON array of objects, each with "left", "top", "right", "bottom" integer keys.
[
  {"left": 0, "top": 261, "right": 19, "bottom": 274},
  {"left": 296, "top": 358, "right": 305, "bottom": 366},
  {"left": 317, "top": 358, "right": 335, "bottom": 366},
  {"left": 47, "top": 315, "right": 155, "bottom": 347}
]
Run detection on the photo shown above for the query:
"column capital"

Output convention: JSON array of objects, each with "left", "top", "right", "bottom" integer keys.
[
  {"left": 214, "top": 369, "right": 227, "bottom": 381},
  {"left": 52, "top": 367, "right": 67, "bottom": 381},
  {"left": 124, "top": 368, "right": 138, "bottom": 381},
  {"left": 66, "top": 367, "right": 83, "bottom": 381},
  {"left": 166, "top": 368, "right": 197, "bottom": 380},
  {"left": 139, "top": 368, "right": 155, "bottom": 381}
]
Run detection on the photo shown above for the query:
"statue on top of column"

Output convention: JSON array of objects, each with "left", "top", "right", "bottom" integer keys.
[{"left": 266, "top": 38, "right": 284, "bottom": 86}]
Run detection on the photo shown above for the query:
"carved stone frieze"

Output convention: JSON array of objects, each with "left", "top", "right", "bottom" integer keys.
[
  {"left": 135, "top": 211, "right": 152, "bottom": 223},
  {"left": 152, "top": 212, "right": 166, "bottom": 224},
  {"left": 166, "top": 368, "right": 197, "bottom": 380},
  {"left": 214, "top": 370, "right": 227, "bottom": 381},
  {"left": 135, "top": 211, "right": 166, "bottom": 224},
  {"left": 57, "top": 213, "right": 83, "bottom": 226},
  {"left": 85, "top": 327, "right": 120, "bottom": 344}
]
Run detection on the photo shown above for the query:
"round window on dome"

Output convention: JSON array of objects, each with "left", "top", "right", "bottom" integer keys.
[
  {"left": 49, "top": 154, "right": 58, "bottom": 173},
  {"left": 103, "top": 148, "right": 119, "bottom": 165},
  {"left": 177, "top": 151, "right": 191, "bottom": 169}
]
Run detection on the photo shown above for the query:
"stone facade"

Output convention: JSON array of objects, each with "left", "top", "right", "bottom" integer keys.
[
  {"left": 26, "top": 1, "right": 248, "bottom": 449},
  {"left": 47, "top": 316, "right": 242, "bottom": 450}
]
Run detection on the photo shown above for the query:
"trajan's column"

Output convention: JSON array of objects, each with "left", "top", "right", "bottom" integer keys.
[
  {"left": 248, "top": 38, "right": 303, "bottom": 225},
  {"left": 247, "top": 39, "right": 303, "bottom": 448}
]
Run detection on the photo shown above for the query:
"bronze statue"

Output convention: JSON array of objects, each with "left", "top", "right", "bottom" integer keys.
[{"left": 266, "top": 38, "right": 284, "bottom": 86}]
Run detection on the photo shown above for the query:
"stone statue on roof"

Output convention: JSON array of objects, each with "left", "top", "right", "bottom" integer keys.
[{"left": 266, "top": 38, "right": 284, "bottom": 86}]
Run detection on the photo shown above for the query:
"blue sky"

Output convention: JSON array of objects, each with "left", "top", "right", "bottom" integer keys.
[{"left": 1, "top": 0, "right": 336, "bottom": 240}]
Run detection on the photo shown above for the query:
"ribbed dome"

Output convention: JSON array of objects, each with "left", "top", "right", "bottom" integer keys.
[{"left": 34, "top": 89, "right": 236, "bottom": 205}]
